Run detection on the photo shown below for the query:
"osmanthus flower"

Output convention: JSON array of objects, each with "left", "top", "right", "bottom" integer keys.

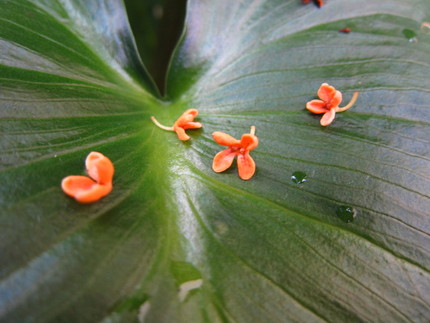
[
  {"left": 212, "top": 126, "right": 258, "bottom": 181},
  {"left": 61, "top": 152, "right": 114, "bottom": 203},
  {"left": 306, "top": 83, "right": 359, "bottom": 126},
  {"left": 151, "top": 109, "right": 202, "bottom": 141},
  {"left": 301, "top": 0, "right": 324, "bottom": 7}
]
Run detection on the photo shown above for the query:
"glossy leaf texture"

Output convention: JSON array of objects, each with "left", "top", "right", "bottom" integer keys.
[{"left": 1, "top": 0, "right": 430, "bottom": 322}]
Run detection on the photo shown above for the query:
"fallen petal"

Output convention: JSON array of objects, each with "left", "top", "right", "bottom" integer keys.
[
  {"left": 176, "top": 109, "right": 199, "bottom": 125},
  {"left": 237, "top": 152, "right": 256, "bottom": 180},
  {"left": 240, "top": 134, "right": 258, "bottom": 151},
  {"left": 329, "top": 90, "right": 343, "bottom": 109},
  {"left": 61, "top": 176, "right": 112, "bottom": 203},
  {"left": 86, "top": 152, "right": 114, "bottom": 185},
  {"left": 306, "top": 99, "right": 328, "bottom": 114},
  {"left": 212, "top": 131, "right": 240, "bottom": 146},
  {"left": 212, "top": 148, "right": 236, "bottom": 173},
  {"left": 62, "top": 175, "right": 96, "bottom": 196},
  {"left": 174, "top": 126, "right": 191, "bottom": 141},
  {"left": 181, "top": 122, "right": 202, "bottom": 129},
  {"left": 317, "top": 83, "right": 338, "bottom": 103},
  {"left": 320, "top": 108, "right": 336, "bottom": 126}
]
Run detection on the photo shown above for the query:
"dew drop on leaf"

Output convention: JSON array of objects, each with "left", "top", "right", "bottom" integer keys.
[
  {"left": 336, "top": 205, "right": 356, "bottom": 223},
  {"left": 291, "top": 171, "right": 307, "bottom": 184}
]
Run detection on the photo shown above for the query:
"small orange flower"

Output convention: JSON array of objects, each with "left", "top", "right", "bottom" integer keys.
[
  {"left": 306, "top": 83, "right": 359, "bottom": 126},
  {"left": 151, "top": 109, "right": 202, "bottom": 141},
  {"left": 61, "top": 152, "right": 114, "bottom": 203},
  {"left": 339, "top": 28, "right": 351, "bottom": 33},
  {"left": 212, "top": 126, "right": 258, "bottom": 180},
  {"left": 301, "top": 0, "right": 324, "bottom": 7}
]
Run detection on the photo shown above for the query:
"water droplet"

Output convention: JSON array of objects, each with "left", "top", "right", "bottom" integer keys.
[
  {"left": 291, "top": 171, "right": 307, "bottom": 184},
  {"left": 336, "top": 205, "right": 356, "bottom": 223},
  {"left": 402, "top": 29, "right": 418, "bottom": 43},
  {"left": 214, "top": 221, "right": 228, "bottom": 234}
]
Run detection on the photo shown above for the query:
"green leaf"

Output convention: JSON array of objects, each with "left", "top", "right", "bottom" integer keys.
[
  {"left": 123, "top": 0, "right": 187, "bottom": 90},
  {"left": 1, "top": 0, "right": 430, "bottom": 322}
]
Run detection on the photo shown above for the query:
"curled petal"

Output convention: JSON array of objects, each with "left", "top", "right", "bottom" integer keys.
[
  {"left": 184, "top": 108, "right": 199, "bottom": 118},
  {"left": 62, "top": 175, "right": 95, "bottom": 196},
  {"left": 306, "top": 99, "right": 328, "bottom": 114},
  {"left": 329, "top": 90, "right": 342, "bottom": 109},
  {"left": 86, "top": 152, "right": 114, "bottom": 185},
  {"left": 240, "top": 134, "right": 258, "bottom": 151},
  {"left": 237, "top": 152, "right": 256, "bottom": 180},
  {"left": 181, "top": 122, "right": 202, "bottom": 129},
  {"left": 175, "top": 109, "right": 199, "bottom": 126},
  {"left": 317, "top": 83, "right": 337, "bottom": 103},
  {"left": 61, "top": 176, "right": 112, "bottom": 203},
  {"left": 320, "top": 108, "right": 336, "bottom": 126},
  {"left": 212, "top": 131, "right": 240, "bottom": 146},
  {"left": 174, "top": 126, "right": 190, "bottom": 141},
  {"left": 212, "top": 148, "right": 236, "bottom": 173}
]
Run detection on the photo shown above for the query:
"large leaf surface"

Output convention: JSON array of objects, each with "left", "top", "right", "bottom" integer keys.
[{"left": 1, "top": 0, "right": 430, "bottom": 322}]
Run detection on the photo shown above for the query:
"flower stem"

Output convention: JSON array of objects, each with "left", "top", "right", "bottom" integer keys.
[
  {"left": 150, "top": 116, "right": 174, "bottom": 131},
  {"left": 336, "top": 91, "right": 359, "bottom": 112},
  {"left": 250, "top": 126, "right": 256, "bottom": 135}
]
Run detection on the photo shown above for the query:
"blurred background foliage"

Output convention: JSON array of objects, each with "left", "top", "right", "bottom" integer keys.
[{"left": 124, "top": 0, "right": 187, "bottom": 94}]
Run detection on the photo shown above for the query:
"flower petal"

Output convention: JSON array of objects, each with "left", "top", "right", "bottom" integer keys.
[
  {"left": 306, "top": 100, "right": 328, "bottom": 114},
  {"left": 75, "top": 183, "right": 112, "bottom": 203},
  {"left": 175, "top": 109, "right": 199, "bottom": 126},
  {"left": 237, "top": 152, "right": 256, "bottom": 180},
  {"left": 62, "top": 175, "right": 96, "bottom": 196},
  {"left": 212, "top": 131, "right": 240, "bottom": 146},
  {"left": 181, "top": 122, "right": 202, "bottom": 129},
  {"left": 61, "top": 176, "right": 112, "bottom": 203},
  {"left": 240, "top": 134, "right": 258, "bottom": 151},
  {"left": 174, "top": 126, "right": 191, "bottom": 140},
  {"left": 317, "top": 83, "right": 337, "bottom": 103},
  {"left": 212, "top": 148, "right": 236, "bottom": 173},
  {"left": 86, "top": 152, "right": 114, "bottom": 184},
  {"left": 320, "top": 108, "right": 336, "bottom": 126},
  {"left": 328, "top": 90, "right": 342, "bottom": 109}
]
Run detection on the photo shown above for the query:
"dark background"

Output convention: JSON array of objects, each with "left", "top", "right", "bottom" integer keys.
[{"left": 124, "top": 0, "right": 187, "bottom": 94}]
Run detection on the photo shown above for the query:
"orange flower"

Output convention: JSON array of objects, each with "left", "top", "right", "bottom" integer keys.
[
  {"left": 306, "top": 83, "right": 359, "bottom": 126},
  {"left": 61, "top": 152, "right": 114, "bottom": 203},
  {"left": 301, "top": 0, "right": 324, "bottom": 7},
  {"left": 212, "top": 126, "right": 258, "bottom": 180},
  {"left": 151, "top": 109, "right": 202, "bottom": 141}
]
